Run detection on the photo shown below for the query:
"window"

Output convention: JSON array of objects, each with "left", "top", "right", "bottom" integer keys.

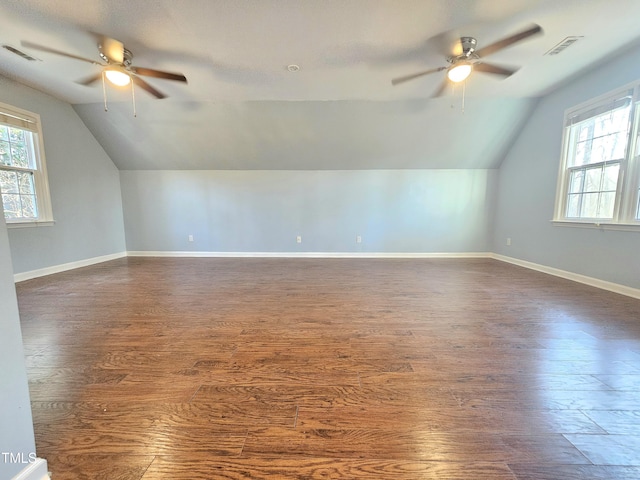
[
  {"left": 554, "top": 84, "right": 640, "bottom": 226},
  {"left": 0, "top": 102, "right": 53, "bottom": 225}
]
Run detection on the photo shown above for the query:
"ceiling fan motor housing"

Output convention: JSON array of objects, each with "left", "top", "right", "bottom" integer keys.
[
  {"left": 460, "top": 37, "right": 477, "bottom": 55},
  {"left": 448, "top": 37, "right": 478, "bottom": 64},
  {"left": 122, "top": 49, "right": 133, "bottom": 67},
  {"left": 98, "top": 43, "right": 133, "bottom": 67}
]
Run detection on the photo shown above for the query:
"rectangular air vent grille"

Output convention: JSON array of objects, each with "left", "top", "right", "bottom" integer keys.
[
  {"left": 545, "top": 36, "right": 583, "bottom": 56},
  {"left": 2, "top": 45, "right": 39, "bottom": 61}
]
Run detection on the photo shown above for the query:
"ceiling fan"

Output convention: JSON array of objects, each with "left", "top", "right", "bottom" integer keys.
[
  {"left": 391, "top": 24, "right": 542, "bottom": 96},
  {"left": 21, "top": 35, "right": 187, "bottom": 99}
]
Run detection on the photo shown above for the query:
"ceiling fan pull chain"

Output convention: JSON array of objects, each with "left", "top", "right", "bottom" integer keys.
[
  {"left": 131, "top": 78, "right": 137, "bottom": 118},
  {"left": 450, "top": 82, "right": 456, "bottom": 109},
  {"left": 101, "top": 71, "right": 108, "bottom": 112},
  {"left": 462, "top": 79, "right": 466, "bottom": 114}
]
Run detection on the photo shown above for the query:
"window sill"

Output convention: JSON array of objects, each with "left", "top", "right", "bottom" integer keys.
[
  {"left": 6, "top": 220, "right": 55, "bottom": 229},
  {"left": 551, "top": 220, "right": 640, "bottom": 232}
]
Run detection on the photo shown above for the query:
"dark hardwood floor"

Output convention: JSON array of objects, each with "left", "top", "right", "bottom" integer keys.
[{"left": 15, "top": 257, "right": 640, "bottom": 479}]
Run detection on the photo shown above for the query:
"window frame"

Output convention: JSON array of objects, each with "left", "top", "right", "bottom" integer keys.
[
  {"left": 553, "top": 82, "right": 640, "bottom": 229},
  {"left": 0, "top": 101, "right": 54, "bottom": 227}
]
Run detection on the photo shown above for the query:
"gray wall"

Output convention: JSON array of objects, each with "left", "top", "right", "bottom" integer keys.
[
  {"left": 0, "top": 214, "right": 36, "bottom": 479},
  {"left": 121, "top": 169, "right": 497, "bottom": 253},
  {"left": 0, "top": 75, "right": 126, "bottom": 275},
  {"left": 493, "top": 49, "right": 640, "bottom": 290}
]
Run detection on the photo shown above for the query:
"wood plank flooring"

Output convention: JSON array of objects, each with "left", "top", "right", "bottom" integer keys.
[{"left": 15, "top": 257, "right": 640, "bottom": 479}]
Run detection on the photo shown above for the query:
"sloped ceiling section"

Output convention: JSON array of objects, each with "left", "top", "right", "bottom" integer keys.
[
  {"left": 73, "top": 98, "right": 536, "bottom": 170},
  {"left": 2, "top": 0, "right": 640, "bottom": 170}
]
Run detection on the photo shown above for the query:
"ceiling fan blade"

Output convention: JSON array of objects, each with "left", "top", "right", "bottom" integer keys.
[
  {"left": 132, "top": 76, "right": 167, "bottom": 99},
  {"left": 75, "top": 73, "right": 103, "bottom": 86},
  {"left": 391, "top": 66, "right": 447, "bottom": 86},
  {"left": 475, "top": 24, "right": 542, "bottom": 58},
  {"left": 473, "top": 62, "right": 518, "bottom": 77},
  {"left": 21, "top": 41, "right": 101, "bottom": 65},
  {"left": 98, "top": 36, "right": 124, "bottom": 64},
  {"left": 431, "top": 78, "right": 450, "bottom": 98},
  {"left": 131, "top": 67, "right": 187, "bottom": 83}
]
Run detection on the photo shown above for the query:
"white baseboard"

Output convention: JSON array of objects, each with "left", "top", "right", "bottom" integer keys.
[
  {"left": 12, "top": 250, "right": 639, "bottom": 300},
  {"left": 492, "top": 253, "right": 640, "bottom": 300},
  {"left": 11, "top": 459, "right": 49, "bottom": 480},
  {"left": 126, "top": 251, "right": 492, "bottom": 259},
  {"left": 13, "top": 251, "right": 127, "bottom": 283}
]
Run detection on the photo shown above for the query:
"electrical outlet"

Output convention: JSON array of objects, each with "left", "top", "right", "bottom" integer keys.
[
  {"left": 296, "top": 235, "right": 302, "bottom": 244},
  {"left": 356, "top": 235, "right": 362, "bottom": 244},
  {"left": 188, "top": 234, "right": 194, "bottom": 242},
  {"left": 506, "top": 237, "right": 511, "bottom": 246}
]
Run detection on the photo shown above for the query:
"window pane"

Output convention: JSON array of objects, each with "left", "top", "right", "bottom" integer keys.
[
  {"left": 611, "top": 131, "right": 627, "bottom": 159},
  {"left": 569, "top": 170, "right": 584, "bottom": 193},
  {"left": 590, "top": 134, "right": 623, "bottom": 163},
  {"left": 580, "top": 192, "right": 600, "bottom": 218},
  {"left": 20, "top": 194, "right": 37, "bottom": 218},
  {"left": 578, "top": 124, "right": 590, "bottom": 142},
  {"left": 0, "top": 140, "right": 10, "bottom": 166},
  {"left": 8, "top": 127, "right": 25, "bottom": 144},
  {"left": 17, "top": 171, "right": 35, "bottom": 194},
  {"left": 574, "top": 140, "right": 586, "bottom": 166},
  {"left": 598, "top": 192, "right": 616, "bottom": 218},
  {"left": 1, "top": 193, "right": 20, "bottom": 218},
  {"left": 10, "top": 143, "right": 29, "bottom": 168},
  {"left": 0, "top": 190, "right": 38, "bottom": 219},
  {"left": 590, "top": 136, "right": 607, "bottom": 164},
  {"left": 566, "top": 194, "right": 581, "bottom": 217},
  {"left": 584, "top": 168, "right": 602, "bottom": 192},
  {"left": 0, "top": 125, "right": 8, "bottom": 141},
  {"left": 603, "top": 164, "right": 620, "bottom": 191},
  {"left": 574, "top": 138, "right": 592, "bottom": 167},
  {"left": 593, "top": 108, "right": 629, "bottom": 137},
  {"left": 0, "top": 170, "right": 18, "bottom": 193}
]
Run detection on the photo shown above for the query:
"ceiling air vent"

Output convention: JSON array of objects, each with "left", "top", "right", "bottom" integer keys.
[
  {"left": 544, "top": 36, "right": 583, "bottom": 56},
  {"left": 2, "top": 45, "right": 39, "bottom": 61}
]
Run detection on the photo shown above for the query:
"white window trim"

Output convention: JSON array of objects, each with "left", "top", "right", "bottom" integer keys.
[
  {"left": 551, "top": 219, "right": 640, "bottom": 232},
  {"left": 553, "top": 81, "right": 640, "bottom": 228},
  {"left": 0, "top": 101, "right": 54, "bottom": 226}
]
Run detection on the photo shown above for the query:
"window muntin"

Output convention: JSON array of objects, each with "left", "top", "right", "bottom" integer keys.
[
  {"left": 0, "top": 103, "right": 53, "bottom": 224},
  {"left": 555, "top": 86, "right": 640, "bottom": 225}
]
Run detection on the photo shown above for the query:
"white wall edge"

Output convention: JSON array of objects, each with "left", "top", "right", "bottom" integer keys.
[
  {"left": 126, "top": 251, "right": 493, "bottom": 259},
  {"left": 13, "top": 252, "right": 127, "bottom": 283},
  {"left": 492, "top": 253, "right": 640, "bottom": 300},
  {"left": 11, "top": 458, "right": 50, "bottom": 480}
]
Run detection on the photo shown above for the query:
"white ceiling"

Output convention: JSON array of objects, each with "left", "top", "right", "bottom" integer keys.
[{"left": 1, "top": 0, "right": 640, "bottom": 170}]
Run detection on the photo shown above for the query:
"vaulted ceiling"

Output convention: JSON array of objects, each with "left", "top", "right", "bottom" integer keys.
[{"left": 1, "top": 0, "right": 639, "bottom": 170}]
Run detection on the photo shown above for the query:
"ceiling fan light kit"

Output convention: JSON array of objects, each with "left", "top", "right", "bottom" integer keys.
[
  {"left": 104, "top": 68, "right": 130, "bottom": 86},
  {"left": 447, "top": 63, "right": 472, "bottom": 83}
]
